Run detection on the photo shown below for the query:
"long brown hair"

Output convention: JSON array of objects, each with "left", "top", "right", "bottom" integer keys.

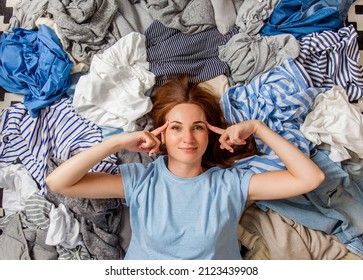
[{"left": 151, "top": 75, "right": 258, "bottom": 169}]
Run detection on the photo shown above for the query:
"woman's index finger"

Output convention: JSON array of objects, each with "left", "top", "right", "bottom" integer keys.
[
  {"left": 206, "top": 122, "right": 225, "bottom": 135},
  {"left": 151, "top": 121, "right": 168, "bottom": 136}
]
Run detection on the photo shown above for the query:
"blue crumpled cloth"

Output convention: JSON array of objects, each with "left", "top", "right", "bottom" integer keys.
[
  {"left": 0, "top": 25, "right": 73, "bottom": 117},
  {"left": 260, "top": 0, "right": 354, "bottom": 38}
]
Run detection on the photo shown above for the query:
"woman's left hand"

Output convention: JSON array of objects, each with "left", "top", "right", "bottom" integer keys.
[{"left": 207, "top": 121, "right": 258, "bottom": 152}]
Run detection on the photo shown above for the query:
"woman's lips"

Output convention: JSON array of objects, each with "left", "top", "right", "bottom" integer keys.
[{"left": 178, "top": 147, "right": 197, "bottom": 152}]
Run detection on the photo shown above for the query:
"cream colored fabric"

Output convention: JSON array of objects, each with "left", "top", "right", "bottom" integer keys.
[
  {"left": 199, "top": 75, "right": 230, "bottom": 99},
  {"left": 239, "top": 204, "right": 350, "bottom": 260},
  {"left": 238, "top": 223, "right": 270, "bottom": 260}
]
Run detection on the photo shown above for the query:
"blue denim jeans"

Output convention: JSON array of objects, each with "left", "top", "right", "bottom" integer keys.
[{"left": 257, "top": 149, "right": 363, "bottom": 257}]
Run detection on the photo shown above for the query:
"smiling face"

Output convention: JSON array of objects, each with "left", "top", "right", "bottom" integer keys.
[{"left": 164, "top": 103, "right": 209, "bottom": 172}]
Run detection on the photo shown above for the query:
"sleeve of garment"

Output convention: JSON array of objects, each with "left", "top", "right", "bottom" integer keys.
[
  {"left": 236, "top": 169, "right": 254, "bottom": 211},
  {"left": 118, "top": 163, "right": 147, "bottom": 206},
  {"left": 221, "top": 168, "right": 254, "bottom": 212}
]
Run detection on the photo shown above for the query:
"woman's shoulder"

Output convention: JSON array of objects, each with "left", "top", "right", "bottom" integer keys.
[
  {"left": 209, "top": 165, "right": 254, "bottom": 176},
  {"left": 119, "top": 155, "right": 165, "bottom": 173}
]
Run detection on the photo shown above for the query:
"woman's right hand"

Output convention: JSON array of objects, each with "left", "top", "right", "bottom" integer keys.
[
  {"left": 121, "top": 121, "right": 168, "bottom": 156},
  {"left": 45, "top": 121, "right": 168, "bottom": 198}
]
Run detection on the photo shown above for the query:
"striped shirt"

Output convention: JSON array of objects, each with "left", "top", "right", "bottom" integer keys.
[
  {"left": 221, "top": 58, "right": 321, "bottom": 173},
  {"left": 296, "top": 25, "right": 363, "bottom": 102},
  {"left": 145, "top": 20, "right": 239, "bottom": 85},
  {"left": 0, "top": 98, "right": 118, "bottom": 192}
]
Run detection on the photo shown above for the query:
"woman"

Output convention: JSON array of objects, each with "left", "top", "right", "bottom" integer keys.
[{"left": 46, "top": 75, "right": 324, "bottom": 259}]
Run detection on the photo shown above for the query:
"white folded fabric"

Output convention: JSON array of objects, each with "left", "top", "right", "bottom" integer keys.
[{"left": 73, "top": 32, "right": 155, "bottom": 131}]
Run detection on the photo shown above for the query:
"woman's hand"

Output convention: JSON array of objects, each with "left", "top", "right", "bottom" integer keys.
[
  {"left": 209, "top": 119, "right": 324, "bottom": 200},
  {"left": 207, "top": 120, "right": 260, "bottom": 153},
  {"left": 122, "top": 121, "right": 168, "bottom": 156},
  {"left": 45, "top": 121, "right": 169, "bottom": 198}
]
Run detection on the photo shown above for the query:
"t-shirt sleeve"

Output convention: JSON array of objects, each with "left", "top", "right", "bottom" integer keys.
[
  {"left": 237, "top": 169, "right": 254, "bottom": 210},
  {"left": 221, "top": 168, "right": 254, "bottom": 211},
  {"left": 118, "top": 163, "right": 147, "bottom": 206}
]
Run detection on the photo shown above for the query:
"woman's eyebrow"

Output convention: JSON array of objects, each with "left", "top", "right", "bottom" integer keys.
[
  {"left": 169, "top": 121, "right": 206, "bottom": 125},
  {"left": 194, "top": 121, "right": 206, "bottom": 125}
]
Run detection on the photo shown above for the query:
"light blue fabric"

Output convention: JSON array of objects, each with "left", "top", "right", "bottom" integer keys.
[
  {"left": 65, "top": 72, "right": 85, "bottom": 98},
  {"left": 257, "top": 149, "right": 363, "bottom": 258},
  {"left": 221, "top": 58, "right": 321, "bottom": 173},
  {"left": 0, "top": 25, "right": 73, "bottom": 117},
  {"left": 101, "top": 126, "right": 124, "bottom": 140},
  {"left": 260, "top": 0, "right": 354, "bottom": 38},
  {"left": 119, "top": 156, "right": 253, "bottom": 260}
]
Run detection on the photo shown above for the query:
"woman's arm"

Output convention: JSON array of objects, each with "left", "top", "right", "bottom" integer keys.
[
  {"left": 45, "top": 123, "right": 167, "bottom": 199},
  {"left": 208, "top": 120, "right": 325, "bottom": 200}
]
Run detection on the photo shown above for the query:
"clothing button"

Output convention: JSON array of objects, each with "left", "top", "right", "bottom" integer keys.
[{"left": 2, "top": 136, "right": 10, "bottom": 143}]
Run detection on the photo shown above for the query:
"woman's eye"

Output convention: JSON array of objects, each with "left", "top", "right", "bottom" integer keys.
[
  {"left": 170, "top": 126, "right": 181, "bottom": 131},
  {"left": 194, "top": 126, "right": 204, "bottom": 131}
]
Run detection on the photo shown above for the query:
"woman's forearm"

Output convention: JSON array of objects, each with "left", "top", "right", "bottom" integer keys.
[
  {"left": 45, "top": 134, "right": 123, "bottom": 191},
  {"left": 253, "top": 120, "right": 324, "bottom": 187}
]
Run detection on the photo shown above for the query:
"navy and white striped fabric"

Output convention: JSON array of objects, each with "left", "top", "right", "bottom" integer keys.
[
  {"left": 0, "top": 98, "right": 119, "bottom": 192},
  {"left": 296, "top": 25, "right": 363, "bottom": 102},
  {"left": 145, "top": 20, "right": 239, "bottom": 85},
  {"left": 221, "top": 58, "right": 322, "bottom": 173}
]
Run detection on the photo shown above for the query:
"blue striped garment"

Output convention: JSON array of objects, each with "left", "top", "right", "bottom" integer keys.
[
  {"left": 145, "top": 20, "right": 239, "bottom": 85},
  {"left": 296, "top": 25, "right": 363, "bottom": 102},
  {"left": 0, "top": 98, "right": 119, "bottom": 192},
  {"left": 221, "top": 58, "right": 322, "bottom": 173}
]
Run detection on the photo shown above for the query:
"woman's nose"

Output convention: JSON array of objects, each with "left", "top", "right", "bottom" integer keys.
[{"left": 182, "top": 130, "right": 195, "bottom": 143}]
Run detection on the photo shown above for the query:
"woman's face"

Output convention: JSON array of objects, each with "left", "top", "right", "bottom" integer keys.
[{"left": 164, "top": 103, "right": 209, "bottom": 167}]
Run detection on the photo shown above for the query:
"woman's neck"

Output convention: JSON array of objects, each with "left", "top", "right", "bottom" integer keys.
[{"left": 167, "top": 159, "right": 204, "bottom": 178}]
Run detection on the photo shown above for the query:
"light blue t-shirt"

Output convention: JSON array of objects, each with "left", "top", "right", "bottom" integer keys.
[{"left": 119, "top": 156, "right": 253, "bottom": 260}]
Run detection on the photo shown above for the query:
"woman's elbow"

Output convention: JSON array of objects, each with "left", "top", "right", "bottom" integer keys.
[
  {"left": 45, "top": 175, "right": 64, "bottom": 194},
  {"left": 308, "top": 169, "right": 325, "bottom": 192}
]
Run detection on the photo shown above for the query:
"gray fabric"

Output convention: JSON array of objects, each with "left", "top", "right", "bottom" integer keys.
[
  {"left": 218, "top": 0, "right": 296, "bottom": 84},
  {"left": 45, "top": 187, "right": 127, "bottom": 259},
  {"left": 114, "top": 0, "right": 154, "bottom": 37},
  {"left": 79, "top": 216, "right": 123, "bottom": 260},
  {"left": 45, "top": 158, "right": 129, "bottom": 259},
  {"left": 235, "top": 0, "right": 280, "bottom": 36},
  {"left": 219, "top": 33, "right": 300, "bottom": 84},
  {"left": 57, "top": 245, "right": 92, "bottom": 260},
  {"left": 5, "top": 0, "right": 49, "bottom": 33},
  {"left": 210, "top": 0, "right": 237, "bottom": 34},
  {"left": 0, "top": 193, "right": 92, "bottom": 260},
  {"left": 146, "top": 0, "right": 215, "bottom": 34},
  {"left": 117, "top": 149, "right": 156, "bottom": 165},
  {"left": 0, "top": 214, "right": 58, "bottom": 260},
  {"left": 22, "top": 193, "right": 52, "bottom": 230},
  {"left": 145, "top": 0, "right": 244, "bottom": 34},
  {"left": 48, "top": 0, "right": 120, "bottom": 65}
]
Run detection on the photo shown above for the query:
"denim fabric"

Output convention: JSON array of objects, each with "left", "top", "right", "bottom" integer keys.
[
  {"left": 260, "top": 0, "right": 355, "bottom": 38},
  {"left": 257, "top": 149, "right": 363, "bottom": 257}
]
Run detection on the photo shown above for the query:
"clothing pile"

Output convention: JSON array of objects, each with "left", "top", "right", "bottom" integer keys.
[{"left": 0, "top": 0, "right": 362, "bottom": 260}]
